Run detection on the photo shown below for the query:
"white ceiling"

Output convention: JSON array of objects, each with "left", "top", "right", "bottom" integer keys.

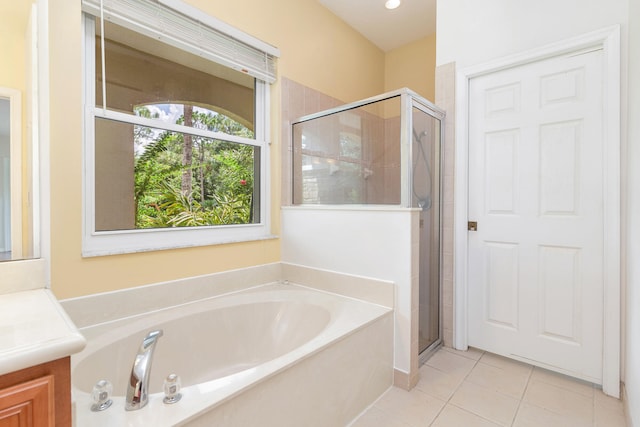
[{"left": 318, "top": 0, "right": 436, "bottom": 52}]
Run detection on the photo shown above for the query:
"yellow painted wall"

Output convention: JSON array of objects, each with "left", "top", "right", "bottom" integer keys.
[
  {"left": 384, "top": 34, "right": 436, "bottom": 102},
  {"left": 47, "top": 0, "right": 386, "bottom": 299},
  {"left": 188, "top": 0, "right": 386, "bottom": 104},
  {"left": 0, "top": 3, "right": 29, "bottom": 92}
]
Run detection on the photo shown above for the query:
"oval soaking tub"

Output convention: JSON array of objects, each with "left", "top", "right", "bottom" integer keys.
[{"left": 71, "top": 283, "right": 393, "bottom": 426}]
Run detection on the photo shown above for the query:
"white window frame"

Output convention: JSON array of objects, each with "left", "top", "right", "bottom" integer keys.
[{"left": 81, "top": 13, "right": 273, "bottom": 257}]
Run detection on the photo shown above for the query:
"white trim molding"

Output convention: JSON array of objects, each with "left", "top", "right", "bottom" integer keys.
[{"left": 454, "top": 25, "right": 621, "bottom": 397}]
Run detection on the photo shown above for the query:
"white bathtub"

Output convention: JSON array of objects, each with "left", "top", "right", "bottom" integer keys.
[{"left": 71, "top": 283, "right": 393, "bottom": 426}]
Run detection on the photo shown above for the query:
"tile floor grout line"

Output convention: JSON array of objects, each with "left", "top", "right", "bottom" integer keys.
[
  {"left": 435, "top": 350, "right": 501, "bottom": 426},
  {"left": 508, "top": 365, "right": 534, "bottom": 427},
  {"left": 364, "top": 388, "right": 414, "bottom": 427},
  {"left": 445, "top": 349, "right": 483, "bottom": 402},
  {"left": 447, "top": 401, "right": 510, "bottom": 427},
  {"left": 425, "top": 348, "right": 485, "bottom": 426},
  {"left": 426, "top": 399, "right": 448, "bottom": 427},
  {"left": 449, "top": 350, "right": 536, "bottom": 427},
  {"left": 592, "top": 384, "right": 597, "bottom": 427}
]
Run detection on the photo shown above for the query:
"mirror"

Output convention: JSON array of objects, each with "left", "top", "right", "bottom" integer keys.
[
  {"left": 0, "top": 89, "right": 27, "bottom": 261},
  {"left": 0, "top": 2, "right": 40, "bottom": 263}
]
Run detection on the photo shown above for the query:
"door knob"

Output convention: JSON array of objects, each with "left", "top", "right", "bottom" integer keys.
[{"left": 468, "top": 221, "right": 478, "bottom": 231}]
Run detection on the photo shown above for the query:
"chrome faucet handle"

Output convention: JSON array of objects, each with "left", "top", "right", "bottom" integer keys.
[
  {"left": 163, "top": 374, "right": 182, "bottom": 404},
  {"left": 91, "top": 379, "right": 113, "bottom": 412}
]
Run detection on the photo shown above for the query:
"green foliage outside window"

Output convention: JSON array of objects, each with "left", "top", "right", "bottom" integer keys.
[{"left": 133, "top": 105, "right": 256, "bottom": 229}]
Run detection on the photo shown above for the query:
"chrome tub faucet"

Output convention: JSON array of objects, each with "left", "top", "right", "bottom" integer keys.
[{"left": 125, "top": 329, "right": 163, "bottom": 411}]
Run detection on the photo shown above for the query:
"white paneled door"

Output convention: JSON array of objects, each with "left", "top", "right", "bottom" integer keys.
[{"left": 467, "top": 48, "right": 605, "bottom": 382}]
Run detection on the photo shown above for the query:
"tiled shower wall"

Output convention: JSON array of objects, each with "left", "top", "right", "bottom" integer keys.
[
  {"left": 435, "top": 63, "right": 456, "bottom": 348},
  {"left": 280, "top": 77, "right": 343, "bottom": 207},
  {"left": 281, "top": 78, "right": 402, "bottom": 207}
]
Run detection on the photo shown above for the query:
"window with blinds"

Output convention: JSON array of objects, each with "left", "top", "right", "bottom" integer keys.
[
  {"left": 81, "top": 0, "right": 277, "bottom": 256},
  {"left": 81, "top": 0, "right": 278, "bottom": 82}
]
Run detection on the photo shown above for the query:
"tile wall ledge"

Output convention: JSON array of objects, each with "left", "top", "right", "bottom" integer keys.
[
  {"left": 281, "top": 262, "right": 394, "bottom": 309},
  {"left": 60, "top": 263, "right": 282, "bottom": 329},
  {"left": 61, "top": 262, "right": 395, "bottom": 329}
]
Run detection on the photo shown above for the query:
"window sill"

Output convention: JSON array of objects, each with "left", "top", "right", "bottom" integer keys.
[{"left": 82, "top": 226, "right": 278, "bottom": 257}]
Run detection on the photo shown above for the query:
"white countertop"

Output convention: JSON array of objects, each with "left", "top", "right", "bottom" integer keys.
[{"left": 0, "top": 288, "right": 86, "bottom": 376}]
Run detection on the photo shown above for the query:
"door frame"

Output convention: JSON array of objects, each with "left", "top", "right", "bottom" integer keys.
[{"left": 453, "top": 26, "right": 621, "bottom": 396}]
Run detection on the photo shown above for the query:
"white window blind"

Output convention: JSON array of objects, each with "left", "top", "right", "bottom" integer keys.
[{"left": 81, "top": 0, "right": 279, "bottom": 83}]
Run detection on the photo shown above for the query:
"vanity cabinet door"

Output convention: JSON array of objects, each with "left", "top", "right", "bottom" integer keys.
[
  {"left": 0, "top": 375, "right": 54, "bottom": 427},
  {"left": 0, "top": 358, "right": 70, "bottom": 427}
]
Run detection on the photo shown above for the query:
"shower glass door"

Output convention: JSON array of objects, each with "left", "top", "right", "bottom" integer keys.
[{"left": 412, "top": 105, "right": 442, "bottom": 357}]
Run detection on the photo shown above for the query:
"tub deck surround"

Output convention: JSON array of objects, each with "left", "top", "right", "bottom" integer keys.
[
  {"left": 61, "top": 262, "right": 283, "bottom": 329},
  {"left": 60, "top": 262, "right": 395, "bottom": 329},
  {"left": 71, "top": 283, "right": 394, "bottom": 426},
  {"left": 185, "top": 308, "right": 393, "bottom": 427},
  {"left": 281, "top": 262, "right": 395, "bottom": 308},
  {"left": 0, "top": 289, "right": 86, "bottom": 376}
]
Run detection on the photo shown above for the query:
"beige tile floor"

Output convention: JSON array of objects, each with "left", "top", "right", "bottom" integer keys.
[{"left": 350, "top": 347, "right": 627, "bottom": 427}]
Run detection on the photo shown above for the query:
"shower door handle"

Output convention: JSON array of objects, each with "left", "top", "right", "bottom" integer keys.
[{"left": 468, "top": 221, "right": 478, "bottom": 231}]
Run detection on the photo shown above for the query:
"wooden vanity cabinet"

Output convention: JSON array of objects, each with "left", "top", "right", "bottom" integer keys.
[{"left": 0, "top": 357, "right": 71, "bottom": 427}]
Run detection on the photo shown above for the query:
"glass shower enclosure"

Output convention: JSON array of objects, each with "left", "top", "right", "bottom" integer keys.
[{"left": 291, "top": 88, "right": 445, "bottom": 360}]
